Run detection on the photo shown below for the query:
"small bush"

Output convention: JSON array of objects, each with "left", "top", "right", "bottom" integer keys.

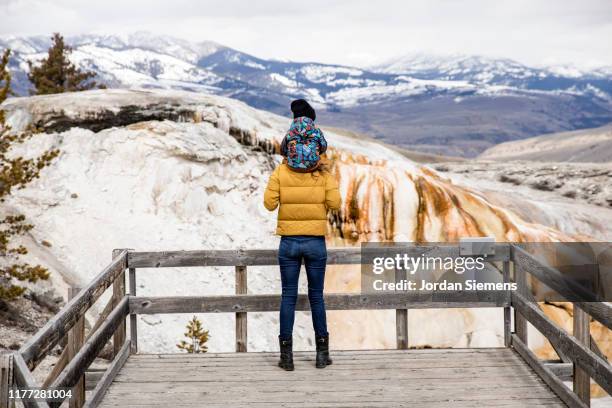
[{"left": 177, "top": 316, "right": 210, "bottom": 353}]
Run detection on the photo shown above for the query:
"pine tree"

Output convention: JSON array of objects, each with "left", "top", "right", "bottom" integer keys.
[
  {"left": 1, "top": 48, "right": 58, "bottom": 301},
  {"left": 27, "top": 33, "right": 103, "bottom": 95},
  {"left": 177, "top": 316, "right": 210, "bottom": 353}
]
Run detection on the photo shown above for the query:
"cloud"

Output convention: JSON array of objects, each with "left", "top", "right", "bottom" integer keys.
[{"left": 1, "top": 0, "right": 611, "bottom": 68}]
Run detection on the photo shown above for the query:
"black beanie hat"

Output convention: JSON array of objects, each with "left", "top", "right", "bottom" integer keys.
[{"left": 290, "top": 99, "right": 316, "bottom": 121}]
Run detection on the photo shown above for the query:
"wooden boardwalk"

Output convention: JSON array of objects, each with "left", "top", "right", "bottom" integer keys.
[
  {"left": 3, "top": 245, "right": 609, "bottom": 408},
  {"left": 97, "top": 349, "right": 566, "bottom": 408}
]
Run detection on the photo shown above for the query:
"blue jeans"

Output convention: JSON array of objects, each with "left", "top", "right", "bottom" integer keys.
[{"left": 278, "top": 235, "right": 329, "bottom": 340}]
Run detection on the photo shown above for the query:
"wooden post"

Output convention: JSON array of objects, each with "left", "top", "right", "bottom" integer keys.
[
  {"left": 128, "top": 268, "right": 138, "bottom": 354},
  {"left": 503, "top": 260, "right": 511, "bottom": 347},
  {"left": 514, "top": 263, "right": 528, "bottom": 345},
  {"left": 112, "top": 250, "right": 126, "bottom": 358},
  {"left": 395, "top": 268, "right": 408, "bottom": 349},
  {"left": 67, "top": 288, "right": 85, "bottom": 408},
  {"left": 235, "top": 265, "right": 247, "bottom": 352},
  {"left": 0, "top": 353, "right": 13, "bottom": 408},
  {"left": 573, "top": 304, "right": 590, "bottom": 406}
]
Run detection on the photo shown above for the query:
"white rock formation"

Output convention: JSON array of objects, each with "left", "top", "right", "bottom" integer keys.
[{"left": 1, "top": 89, "right": 604, "bottom": 353}]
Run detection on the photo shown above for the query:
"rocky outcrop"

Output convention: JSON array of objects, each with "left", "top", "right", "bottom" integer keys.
[{"left": 433, "top": 161, "right": 612, "bottom": 240}]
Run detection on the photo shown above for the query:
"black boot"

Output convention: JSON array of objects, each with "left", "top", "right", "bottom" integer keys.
[
  {"left": 278, "top": 336, "right": 294, "bottom": 371},
  {"left": 315, "top": 335, "right": 332, "bottom": 368}
]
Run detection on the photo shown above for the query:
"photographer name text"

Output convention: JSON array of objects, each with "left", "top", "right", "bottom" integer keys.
[{"left": 372, "top": 279, "right": 517, "bottom": 291}]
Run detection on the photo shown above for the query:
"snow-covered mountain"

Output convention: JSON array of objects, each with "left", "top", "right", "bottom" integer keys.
[
  {"left": 3, "top": 88, "right": 609, "bottom": 355},
  {"left": 2, "top": 32, "right": 612, "bottom": 157},
  {"left": 370, "top": 52, "right": 612, "bottom": 90},
  {"left": 3, "top": 32, "right": 476, "bottom": 108}
]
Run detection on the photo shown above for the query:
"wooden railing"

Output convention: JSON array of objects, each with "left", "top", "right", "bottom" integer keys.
[
  {"left": 509, "top": 245, "right": 611, "bottom": 408},
  {"left": 0, "top": 249, "right": 129, "bottom": 408},
  {"left": 0, "top": 243, "right": 610, "bottom": 408},
  {"left": 127, "top": 245, "right": 511, "bottom": 353}
]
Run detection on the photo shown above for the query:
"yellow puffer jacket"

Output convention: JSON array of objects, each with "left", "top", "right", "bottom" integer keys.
[{"left": 264, "top": 164, "right": 341, "bottom": 236}]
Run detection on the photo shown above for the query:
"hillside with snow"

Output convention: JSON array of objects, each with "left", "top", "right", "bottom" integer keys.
[
  {"left": 2, "top": 88, "right": 610, "bottom": 356},
  {"left": 370, "top": 52, "right": 612, "bottom": 88},
  {"left": 3, "top": 32, "right": 612, "bottom": 157},
  {"left": 479, "top": 123, "right": 612, "bottom": 163}
]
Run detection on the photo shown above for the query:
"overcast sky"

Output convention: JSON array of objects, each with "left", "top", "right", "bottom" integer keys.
[{"left": 1, "top": 0, "right": 611, "bottom": 68}]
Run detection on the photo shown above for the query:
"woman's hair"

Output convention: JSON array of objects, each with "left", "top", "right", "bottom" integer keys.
[
  {"left": 309, "top": 162, "right": 332, "bottom": 181},
  {"left": 315, "top": 161, "right": 330, "bottom": 173},
  {"left": 280, "top": 158, "right": 331, "bottom": 177}
]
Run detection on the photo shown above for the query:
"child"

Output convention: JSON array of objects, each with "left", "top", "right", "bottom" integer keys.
[{"left": 280, "top": 99, "right": 328, "bottom": 172}]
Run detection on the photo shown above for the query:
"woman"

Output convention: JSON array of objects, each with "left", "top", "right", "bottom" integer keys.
[{"left": 264, "top": 99, "right": 341, "bottom": 371}]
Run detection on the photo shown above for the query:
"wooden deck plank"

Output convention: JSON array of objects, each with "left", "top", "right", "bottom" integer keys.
[
  {"left": 131, "top": 348, "right": 507, "bottom": 357},
  {"left": 98, "top": 349, "right": 566, "bottom": 408},
  {"left": 121, "top": 355, "right": 529, "bottom": 366},
  {"left": 112, "top": 371, "right": 544, "bottom": 384},
  {"left": 97, "top": 402, "right": 565, "bottom": 408}
]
